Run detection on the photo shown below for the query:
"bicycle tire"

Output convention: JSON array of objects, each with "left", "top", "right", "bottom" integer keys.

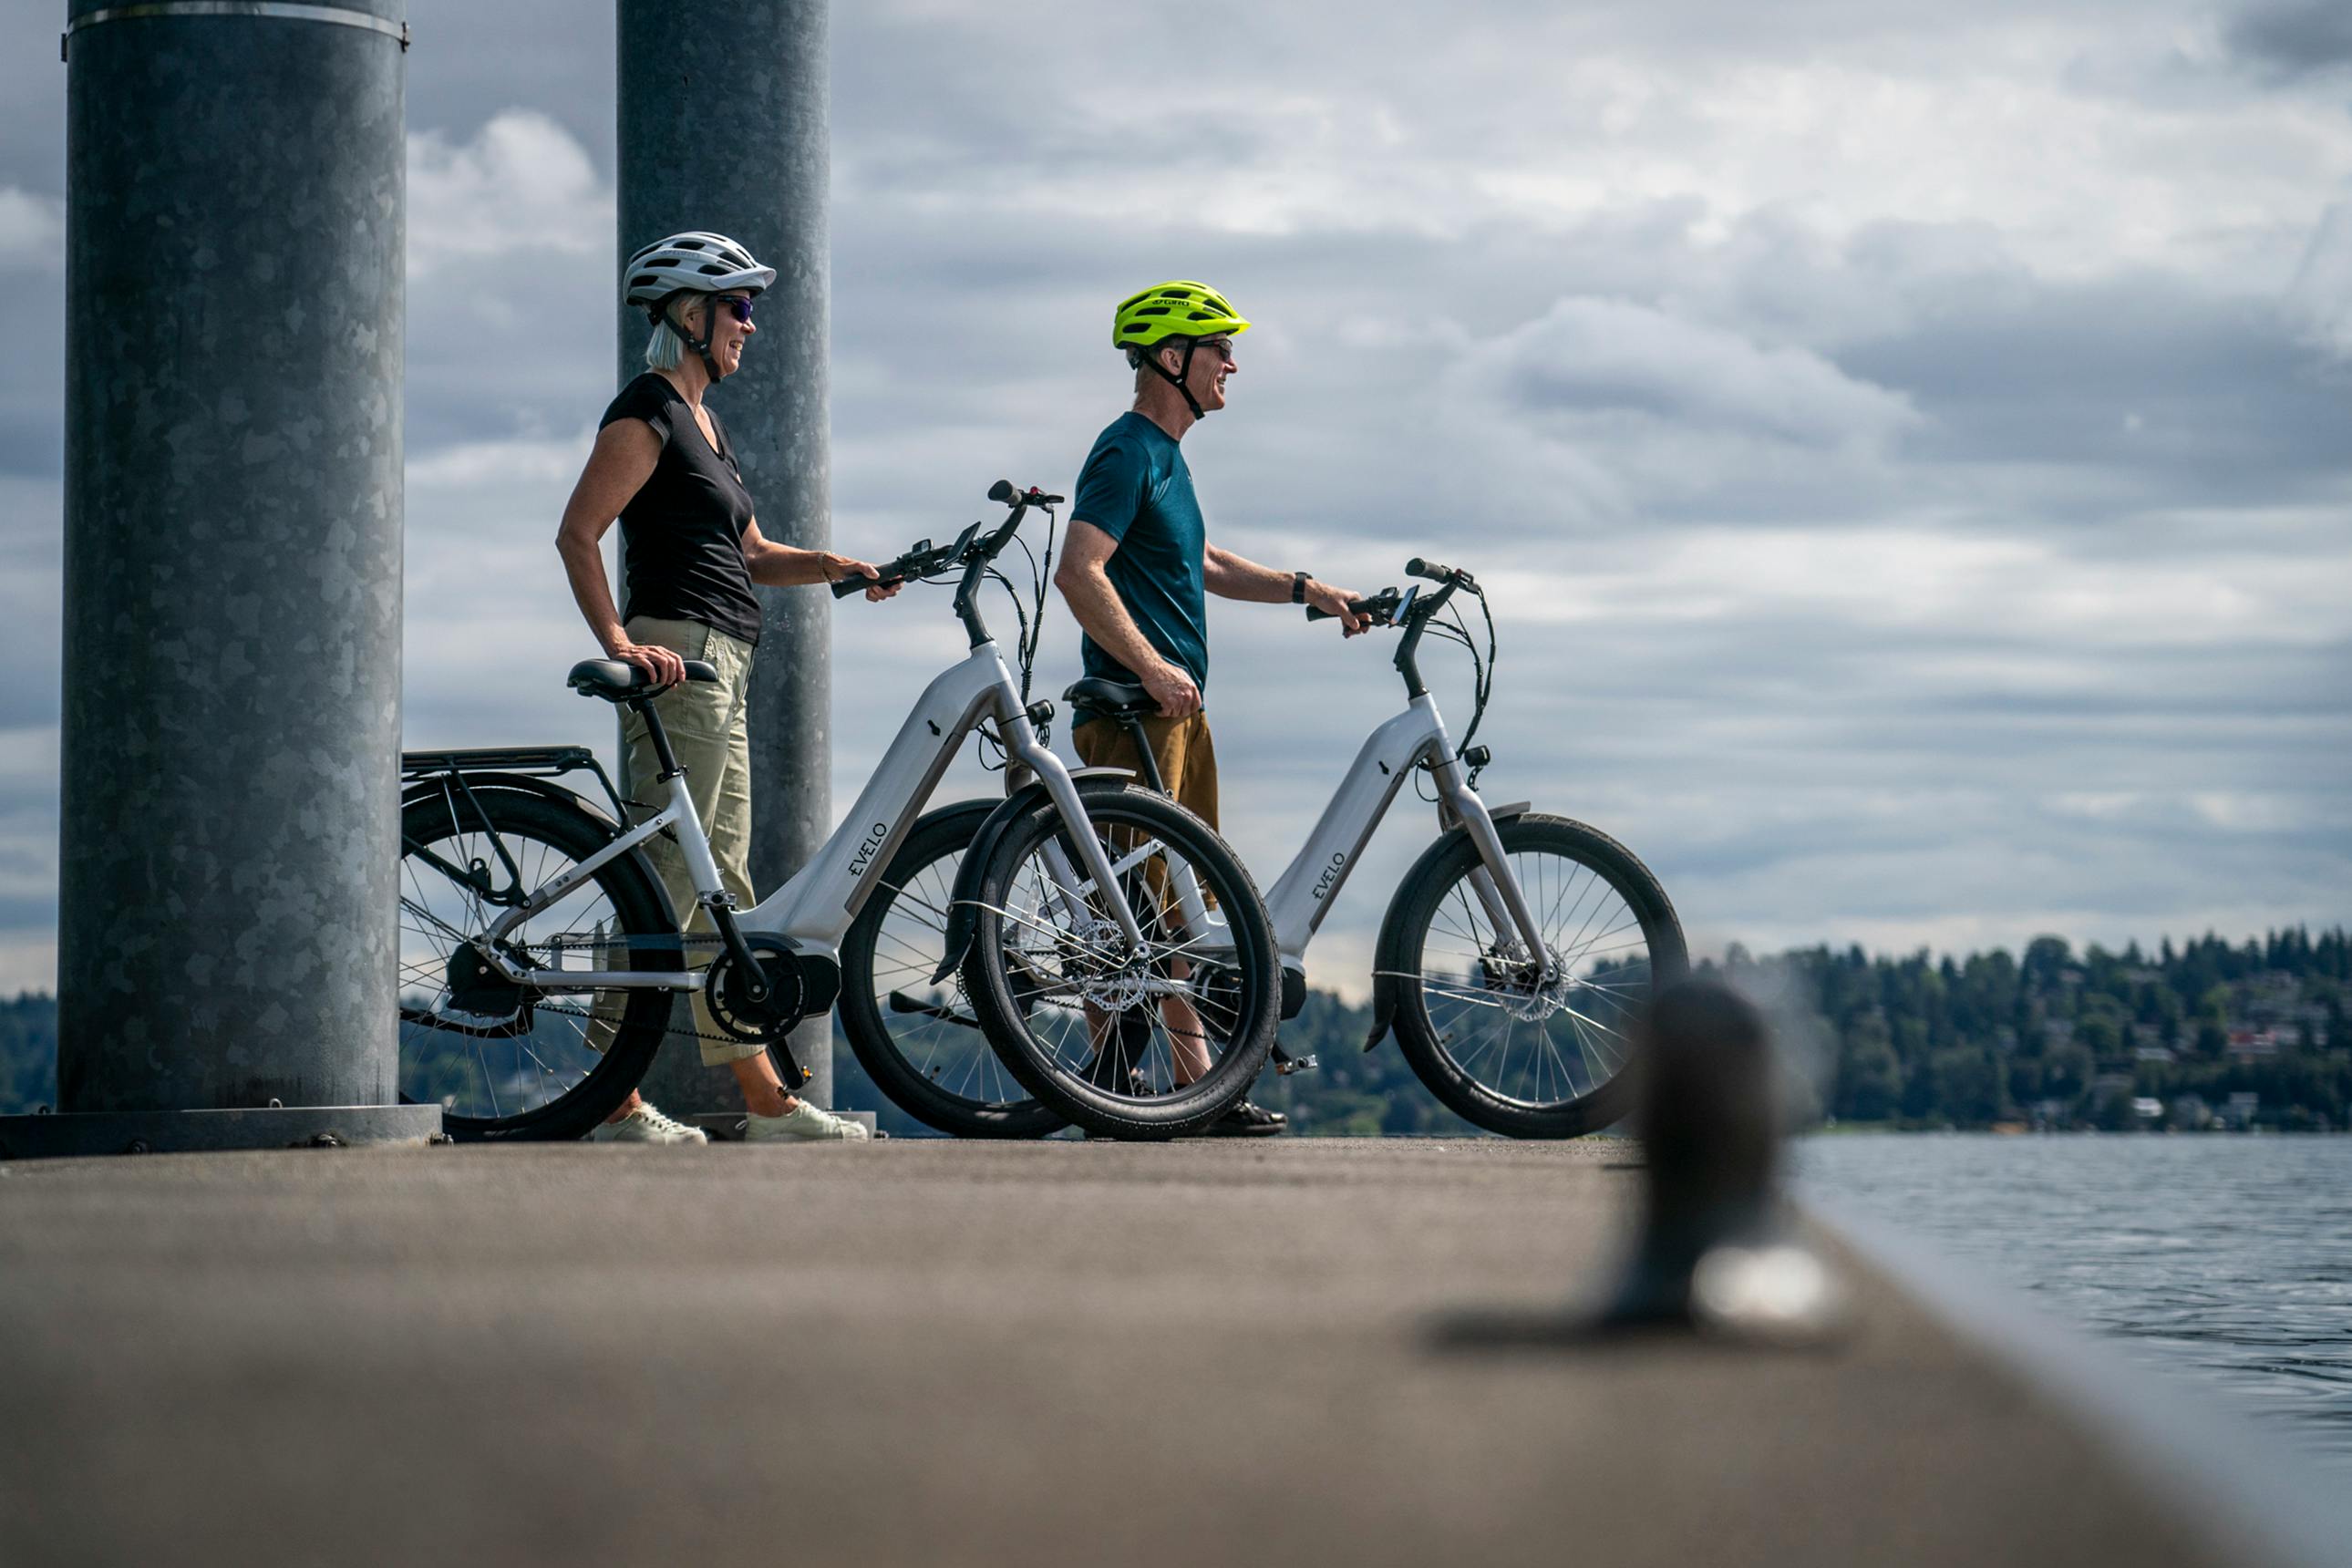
[
  {"left": 1387, "top": 813, "right": 1686, "bottom": 1139},
  {"left": 961, "top": 784, "right": 1278, "bottom": 1140},
  {"left": 397, "top": 785, "right": 678, "bottom": 1141},
  {"left": 839, "top": 801, "right": 1067, "bottom": 1139}
]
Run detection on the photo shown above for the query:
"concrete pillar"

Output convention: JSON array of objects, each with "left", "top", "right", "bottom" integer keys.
[
  {"left": 5, "top": 0, "right": 438, "bottom": 1156},
  {"left": 617, "top": 0, "right": 835, "bottom": 1115}
]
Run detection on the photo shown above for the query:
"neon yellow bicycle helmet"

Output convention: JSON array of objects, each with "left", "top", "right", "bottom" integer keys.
[
  {"left": 1113, "top": 281, "right": 1251, "bottom": 351},
  {"left": 1114, "top": 281, "right": 1250, "bottom": 417}
]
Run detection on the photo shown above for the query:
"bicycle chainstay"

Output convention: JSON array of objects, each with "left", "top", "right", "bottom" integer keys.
[{"left": 473, "top": 934, "right": 806, "bottom": 1054}]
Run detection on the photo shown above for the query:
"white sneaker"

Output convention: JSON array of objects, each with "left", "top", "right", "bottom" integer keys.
[
  {"left": 744, "top": 1101, "right": 872, "bottom": 1142},
  {"left": 588, "top": 1102, "right": 709, "bottom": 1145}
]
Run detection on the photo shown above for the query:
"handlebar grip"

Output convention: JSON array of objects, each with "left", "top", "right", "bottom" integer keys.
[
  {"left": 1306, "top": 594, "right": 1389, "bottom": 624},
  {"left": 987, "top": 480, "right": 1068, "bottom": 507},
  {"left": 832, "top": 573, "right": 892, "bottom": 599},
  {"left": 1407, "top": 557, "right": 1456, "bottom": 583}
]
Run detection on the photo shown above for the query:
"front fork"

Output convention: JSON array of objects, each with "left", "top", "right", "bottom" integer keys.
[
  {"left": 1003, "top": 714, "right": 1152, "bottom": 953},
  {"left": 1429, "top": 753, "right": 1552, "bottom": 983}
]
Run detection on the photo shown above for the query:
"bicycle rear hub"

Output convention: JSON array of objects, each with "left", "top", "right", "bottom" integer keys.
[{"left": 447, "top": 942, "right": 528, "bottom": 1019}]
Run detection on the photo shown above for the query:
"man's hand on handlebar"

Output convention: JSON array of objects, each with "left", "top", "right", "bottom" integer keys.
[
  {"left": 606, "top": 635, "right": 687, "bottom": 689},
  {"left": 1144, "top": 660, "right": 1202, "bottom": 719},
  {"left": 1304, "top": 579, "right": 1369, "bottom": 636},
  {"left": 825, "top": 553, "right": 900, "bottom": 602}
]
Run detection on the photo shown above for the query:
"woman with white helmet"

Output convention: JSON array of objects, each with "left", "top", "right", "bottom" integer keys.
[{"left": 555, "top": 231, "right": 896, "bottom": 1145}]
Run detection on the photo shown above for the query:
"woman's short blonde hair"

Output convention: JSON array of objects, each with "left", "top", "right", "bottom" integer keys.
[{"left": 643, "top": 292, "right": 709, "bottom": 372}]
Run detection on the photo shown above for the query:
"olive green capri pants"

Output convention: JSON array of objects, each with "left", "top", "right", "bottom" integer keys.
[{"left": 603, "top": 614, "right": 765, "bottom": 1068}]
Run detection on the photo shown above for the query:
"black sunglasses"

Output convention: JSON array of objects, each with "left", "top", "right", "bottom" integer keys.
[{"left": 715, "top": 294, "right": 755, "bottom": 325}]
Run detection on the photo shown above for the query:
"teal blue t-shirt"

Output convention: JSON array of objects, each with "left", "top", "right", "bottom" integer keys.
[{"left": 1071, "top": 411, "right": 1209, "bottom": 697}]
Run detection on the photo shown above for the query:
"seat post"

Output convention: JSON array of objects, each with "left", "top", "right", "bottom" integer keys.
[
  {"left": 1118, "top": 716, "right": 1166, "bottom": 794},
  {"left": 632, "top": 700, "right": 686, "bottom": 781}
]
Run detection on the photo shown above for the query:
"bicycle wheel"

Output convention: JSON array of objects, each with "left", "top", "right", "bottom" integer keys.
[
  {"left": 1387, "top": 813, "right": 1686, "bottom": 1139},
  {"left": 961, "top": 784, "right": 1279, "bottom": 1140},
  {"left": 840, "top": 801, "right": 1066, "bottom": 1139},
  {"left": 397, "top": 784, "right": 678, "bottom": 1141}
]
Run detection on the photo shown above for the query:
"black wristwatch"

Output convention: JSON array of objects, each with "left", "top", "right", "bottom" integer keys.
[{"left": 1290, "top": 570, "right": 1309, "bottom": 604}]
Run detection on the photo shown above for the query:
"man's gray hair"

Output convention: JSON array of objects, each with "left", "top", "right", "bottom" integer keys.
[{"left": 1129, "top": 335, "right": 1192, "bottom": 386}]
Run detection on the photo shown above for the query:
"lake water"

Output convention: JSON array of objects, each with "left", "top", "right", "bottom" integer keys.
[{"left": 1795, "top": 1134, "right": 2352, "bottom": 1474}]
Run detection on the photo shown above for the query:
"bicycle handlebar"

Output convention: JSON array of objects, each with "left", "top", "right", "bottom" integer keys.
[
  {"left": 1407, "top": 557, "right": 1474, "bottom": 588},
  {"left": 832, "top": 480, "right": 1060, "bottom": 598},
  {"left": 989, "top": 479, "right": 1065, "bottom": 507}
]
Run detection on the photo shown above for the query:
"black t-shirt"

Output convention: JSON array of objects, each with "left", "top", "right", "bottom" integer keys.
[{"left": 599, "top": 373, "right": 762, "bottom": 645}]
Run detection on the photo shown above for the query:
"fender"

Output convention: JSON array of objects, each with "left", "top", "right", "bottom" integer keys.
[
  {"left": 931, "top": 768, "right": 1137, "bottom": 983},
  {"left": 398, "top": 771, "right": 624, "bottom": 833},
  {"left": 398, "top": 777, "right": 678, "bottom": 926},
  {"left": 1361, "top": 801, "right": 1534, "bottom": 1052}
]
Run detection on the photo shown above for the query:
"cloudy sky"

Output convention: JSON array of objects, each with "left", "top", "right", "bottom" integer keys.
[{"left": 2, "top": 0, "right": 2348, "bottom": 997}]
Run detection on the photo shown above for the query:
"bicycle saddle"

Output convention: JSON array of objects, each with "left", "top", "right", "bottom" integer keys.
[
  {"left": 1062, "top": 676, "right": 1160, "bottom": 717},
  {"left": 567, "top": 658, "right": 721, "bottom": 700}
]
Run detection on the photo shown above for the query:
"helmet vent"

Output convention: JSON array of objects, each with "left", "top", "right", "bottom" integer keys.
[{"left": 621, "top": 232, "right": 779, "bottom": 306}]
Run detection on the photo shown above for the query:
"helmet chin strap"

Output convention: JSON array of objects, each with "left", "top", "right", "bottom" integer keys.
[
  {"left": 662, "top": 297, "right": 725, "bottom": 382},
  {"left": 1145, "top": 338, "right": 1207, "bottom": 419}
]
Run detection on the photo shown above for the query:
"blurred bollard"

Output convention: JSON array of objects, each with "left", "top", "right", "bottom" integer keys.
[
  {"left": 1604, "top": 979, "right": 1840, "bottom": 1342},
  {"left": 1429, "top": 977, "right": 1839, "bottom": 1351}
]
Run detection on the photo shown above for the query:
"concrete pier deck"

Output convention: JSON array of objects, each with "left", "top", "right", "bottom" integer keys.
[{"left": 0, "top": 1140, "right": 2251, "bottom": 1566}]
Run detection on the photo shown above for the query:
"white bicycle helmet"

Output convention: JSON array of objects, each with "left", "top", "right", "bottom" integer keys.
[{"left": 623, "top": 231, "right": 776, "bottom": 313}]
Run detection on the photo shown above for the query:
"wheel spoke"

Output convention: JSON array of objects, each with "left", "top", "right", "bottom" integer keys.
[{"left": 1398, "top": 829, "right": 1676, "bottom": 1123}]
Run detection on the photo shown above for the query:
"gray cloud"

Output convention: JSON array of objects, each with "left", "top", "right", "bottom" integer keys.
[
  {"left": 1453, "top": 298, "right": 1919, "bottom": 447},
  {"left": 2224, "top": 1, "right": 2352, "bottom": 82}
]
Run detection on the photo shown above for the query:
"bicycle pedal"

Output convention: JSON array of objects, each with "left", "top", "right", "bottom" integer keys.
[{"left": 1274, "top": 1053, "right": 1319, "bottom": 1076}]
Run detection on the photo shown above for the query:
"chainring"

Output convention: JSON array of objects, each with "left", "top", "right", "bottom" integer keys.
[{"left": 705, "top": 934, "right": 810, "bottom": 1041}]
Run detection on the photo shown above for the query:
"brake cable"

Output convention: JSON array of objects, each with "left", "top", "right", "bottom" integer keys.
[
  {"left": 973, "top": 501, "right": 1058, "bottom": 774},
  {"left": 1407, "top": 582, "right": 1500, "bottom": 798}
]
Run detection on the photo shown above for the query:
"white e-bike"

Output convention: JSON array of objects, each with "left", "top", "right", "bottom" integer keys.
[
  {"left": 395, "top": 483, "right": 1281, "bottom": 1140},
  {"left": 841, "top": 557, "right": 1686, "bottom": 1140}
]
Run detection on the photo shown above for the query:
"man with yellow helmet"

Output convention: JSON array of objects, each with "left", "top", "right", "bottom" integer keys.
[{"left": 1052, "top": 281, "right": 1369, "bottom": 1136}]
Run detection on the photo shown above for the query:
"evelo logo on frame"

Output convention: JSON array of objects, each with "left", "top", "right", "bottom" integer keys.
[{"left": 849, "top": 821, "right": 890, "bottom": 877}]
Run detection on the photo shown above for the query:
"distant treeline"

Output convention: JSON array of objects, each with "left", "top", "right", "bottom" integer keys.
[
  {"left": 1, "top": 993, "right": 57, "bottom": 1115},
  {"left": 7, "top": 928, "right": 2348, "bottom": 1131},
  {"left": 1722, "top": 928, "right": 2351, "bottom": 1132}
]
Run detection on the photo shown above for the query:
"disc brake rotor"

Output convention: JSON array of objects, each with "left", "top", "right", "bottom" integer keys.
[{"left": 1480, "top": 944, "right": 1574, "bottom": 1023}]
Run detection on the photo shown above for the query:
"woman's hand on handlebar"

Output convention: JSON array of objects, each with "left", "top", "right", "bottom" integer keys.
[
  {"left": 826, "top": 553, "right": 900, "bottom": 602},
  {"left": 607, "top": 636, "right": 687, "bottom": 689},
  {"left": 1304, "top": 579, "right": 1370, "bottom": 636}
]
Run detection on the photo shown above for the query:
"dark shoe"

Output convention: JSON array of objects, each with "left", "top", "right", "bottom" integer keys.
[
  {"left": 1186, "top": 1099, "right": 1288, "bottom": 1138},
  {"left": 1081, "top": 1010, "right": 1155, "bottom": 1091}
]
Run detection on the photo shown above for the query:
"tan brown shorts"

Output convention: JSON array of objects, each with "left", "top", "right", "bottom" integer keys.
[{"left": 1073, "top": 711, "right": 1218, "bottom": 831}]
